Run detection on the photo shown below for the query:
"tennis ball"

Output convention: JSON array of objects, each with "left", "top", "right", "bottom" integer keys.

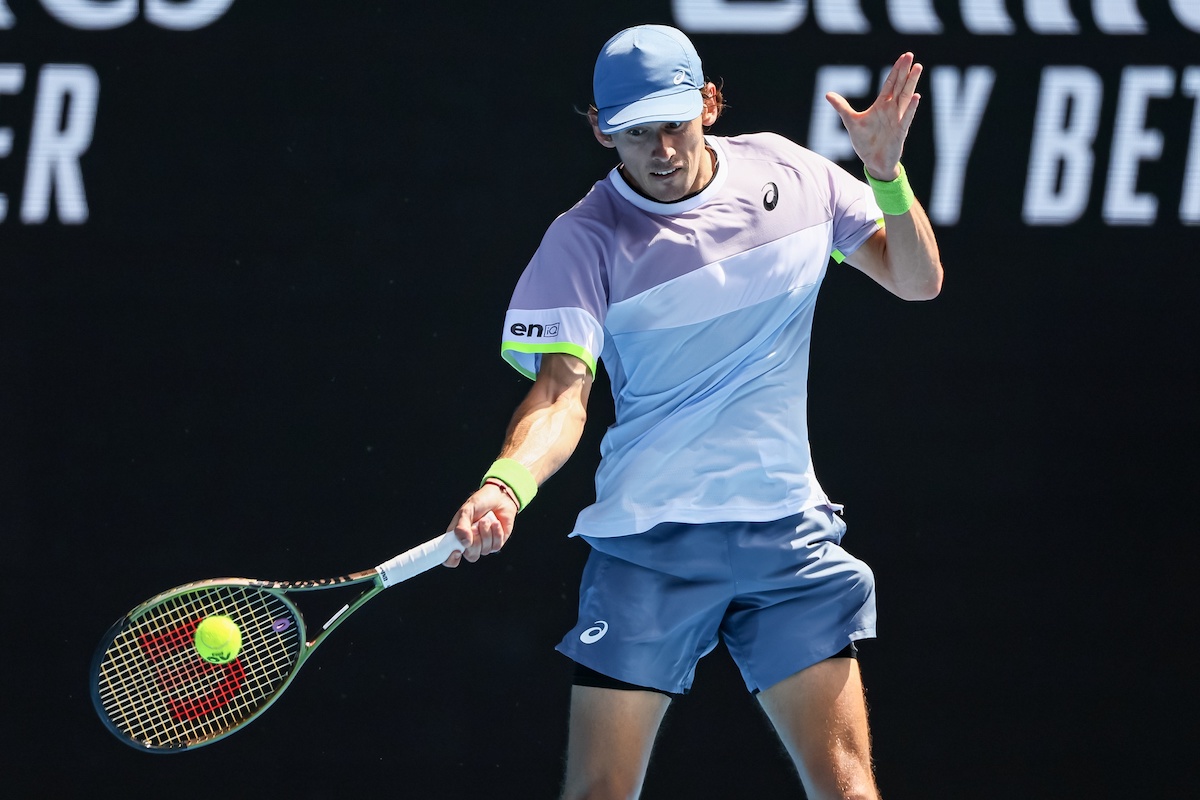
[{"left": 194, "top": 615, "right": 242, "bottom": 664}]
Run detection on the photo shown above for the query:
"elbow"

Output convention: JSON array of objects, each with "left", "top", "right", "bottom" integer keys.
[
  {"left": 907, "top": 280, "right": 941, "bottom": 302},
  {"left": 901, "top": 262, "right": 943, "bottom": 301}
]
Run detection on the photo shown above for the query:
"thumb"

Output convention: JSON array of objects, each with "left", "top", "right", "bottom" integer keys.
[{"left": 825, "top": 91, "right": 854, "bottom": 119}]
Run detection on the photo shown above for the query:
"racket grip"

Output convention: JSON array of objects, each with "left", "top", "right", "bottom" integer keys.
[{"left": 376, "top": 532, "right": 466, "bottom": 587}]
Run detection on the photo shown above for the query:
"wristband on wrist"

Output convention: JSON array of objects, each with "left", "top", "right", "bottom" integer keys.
[
  {"left": 481, "top": 458, "right": 538, "bottom": 512},
  {"left": 864, "top": 163, "right": 915, "bottom": 216}
]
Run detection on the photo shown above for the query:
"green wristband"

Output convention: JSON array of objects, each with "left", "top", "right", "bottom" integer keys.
[
  {"left": 864, "top": 163, "right": 915, "bottom": 215},
  {"left": 481, "top": 458, "right": 538, "bottom": 512}
]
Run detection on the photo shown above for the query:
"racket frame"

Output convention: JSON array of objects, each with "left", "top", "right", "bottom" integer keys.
[{"left": 91, "top": 531, "right": 463, "bottom": 752}]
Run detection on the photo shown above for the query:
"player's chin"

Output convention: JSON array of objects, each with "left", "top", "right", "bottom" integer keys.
[{"left": 646, "top": 176, "right": 688, "bottom": 202}]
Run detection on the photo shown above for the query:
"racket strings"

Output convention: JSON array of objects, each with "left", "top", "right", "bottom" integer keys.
[{"left": 94, "top": 584, "right": 303, "bottom": 749}]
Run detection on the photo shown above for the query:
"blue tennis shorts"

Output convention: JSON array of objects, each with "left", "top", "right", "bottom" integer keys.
[{"left": 555, "top": 506, "right": 877, "bottom": 695}]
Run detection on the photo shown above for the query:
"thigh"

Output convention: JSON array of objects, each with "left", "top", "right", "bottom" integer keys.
[
  {"left": 757, "top": 658, "right": 879, "bottom": 800},
  {"left": 562, "top": 685, "right": 671, "bottom": 800},
  {"left": 721, "top": 507, "right": 877, "bottom": 693}
]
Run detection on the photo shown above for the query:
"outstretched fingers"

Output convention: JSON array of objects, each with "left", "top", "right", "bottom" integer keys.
[
  {"left": 825, "top": 53, "right": 926, "bottom": 179},
  {"left": 893, "top": 54, "right": 922, "bottom": 124}
]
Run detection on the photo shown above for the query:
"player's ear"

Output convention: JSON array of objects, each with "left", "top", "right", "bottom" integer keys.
[
  {"left": 700, "top": 82, "right": 720, "bottom": 126},
  {"left": 588, "top": 108, "right": 617, "bottom": 149}
]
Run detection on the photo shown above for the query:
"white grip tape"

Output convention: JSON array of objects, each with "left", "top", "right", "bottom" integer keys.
[{"left": 375, "top": 532, "right": 465, "bottom": 587}]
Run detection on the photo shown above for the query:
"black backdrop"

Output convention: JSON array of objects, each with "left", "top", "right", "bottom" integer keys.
[{"left": 4, "top": 1, "right": 1197, "bottom": 797}]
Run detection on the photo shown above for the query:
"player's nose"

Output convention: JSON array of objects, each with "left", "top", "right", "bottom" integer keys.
[{"left": 651, "top": 132, "right": 674, "bottom": 160}]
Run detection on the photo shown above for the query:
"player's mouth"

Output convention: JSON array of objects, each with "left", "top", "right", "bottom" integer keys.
[{"left": 650, "top": 167, "right": 681, "bottom": 178}]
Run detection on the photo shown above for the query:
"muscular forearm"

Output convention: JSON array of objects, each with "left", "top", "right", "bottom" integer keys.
[
  {"left": 499, "top": 382, "right": 587, "bottom": 486},
  {"left": 845, "top": 195, "right": 943, "bottom": 302},
  {"left": 498, "top": 351, "right": 592, "bottom": 487},
  {"left": 876, "top": 198, "right": 942, "bottom": 301},
  {"left": 444, "top": 353, "right": 591, "bottom": 566}
]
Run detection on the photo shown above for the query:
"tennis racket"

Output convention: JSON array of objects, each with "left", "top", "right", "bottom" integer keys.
[{"left": 90, "top": 528, "right": 467, "bottom": 752}]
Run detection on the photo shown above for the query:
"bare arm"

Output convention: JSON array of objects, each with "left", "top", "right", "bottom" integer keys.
[
  {"left": 827, "top": 52, "right": 943, "bottom": 301},
  {"left": 445, "top": 352, "right": 593, "bottom": 566},
  {"left": 844, "top": 201, "right": 941, "bottom": 300}
]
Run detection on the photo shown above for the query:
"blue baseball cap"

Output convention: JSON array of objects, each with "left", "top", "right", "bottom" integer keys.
[{"left": 593, "top": 25, "right": 704, "bottom": 134}]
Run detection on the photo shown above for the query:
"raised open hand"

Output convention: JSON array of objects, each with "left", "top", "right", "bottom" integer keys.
[{"left": 825, "top": 52, "right": 923, "bottom": 181}]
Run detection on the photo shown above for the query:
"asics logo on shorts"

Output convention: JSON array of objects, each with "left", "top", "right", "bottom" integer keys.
[{"left": 580, "top": 620, "right": 609, "bottom": 644}]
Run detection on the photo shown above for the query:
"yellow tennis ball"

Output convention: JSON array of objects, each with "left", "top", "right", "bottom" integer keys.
[{"left": 194, "top": 615, "right": 242, "bottom": 664}]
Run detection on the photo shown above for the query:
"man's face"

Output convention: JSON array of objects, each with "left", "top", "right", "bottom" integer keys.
[
  {"left": 592, "top": 86, "right": 720, "bottom": 203},
  {"left": 607, "top": 118, "right": 711, "bottom": 202}
]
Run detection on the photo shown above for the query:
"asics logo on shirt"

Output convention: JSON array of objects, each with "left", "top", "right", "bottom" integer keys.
[
  {"left": 762, "top": 182, "right": 779, "bottom": 211},
  {"left": 580, "top": 620, "right": 609, "bottom": 644}
]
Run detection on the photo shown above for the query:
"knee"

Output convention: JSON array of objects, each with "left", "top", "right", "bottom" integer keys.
[
  {"left": 838, "top": 766, "right": 881, "bottom": 800},
  {"left": 804, "top": 767, "right": 880, "bottom": 800}
]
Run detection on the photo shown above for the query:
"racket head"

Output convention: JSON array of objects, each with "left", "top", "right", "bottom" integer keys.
[{"left": 91, "top": 580, "right": 308, "bottom": 752}]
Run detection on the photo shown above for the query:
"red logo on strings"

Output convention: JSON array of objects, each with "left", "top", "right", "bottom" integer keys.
[{"left": 138, "top": 618, "right": 245, "bottom": 721}]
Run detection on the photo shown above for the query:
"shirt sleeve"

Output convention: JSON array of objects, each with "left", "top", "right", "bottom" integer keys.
[
  {"left": 501, "top": 209, "right": 609, "bottom": 380},
  {"left": 826, "top": 160, "right": 885, "bottom": 264}
]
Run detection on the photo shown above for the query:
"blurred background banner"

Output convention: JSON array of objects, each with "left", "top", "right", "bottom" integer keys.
[
  {"left": 4, "top": 1, "right": 1199, "bottom": 229},
  {"left": 4, "top": 1, "right": 1196, "bottom": 797}
]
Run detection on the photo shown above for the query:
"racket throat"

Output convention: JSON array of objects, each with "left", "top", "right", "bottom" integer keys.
[{"left": 322, "top": 603, "right": 351, "bottom": 632}]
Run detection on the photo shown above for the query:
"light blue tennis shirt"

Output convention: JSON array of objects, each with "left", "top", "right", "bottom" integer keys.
[{"left": 501, "top": 133, "right": 883, "bottom": 538}]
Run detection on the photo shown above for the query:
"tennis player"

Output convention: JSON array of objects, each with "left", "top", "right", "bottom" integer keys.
[{"left": 446, "top": 24, "right": 942, "bottom": 800}]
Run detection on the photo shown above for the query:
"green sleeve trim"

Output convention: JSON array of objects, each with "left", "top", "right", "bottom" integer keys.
[
  {"left": 501, "top": 341, "right": 597, "bottom": 381},
  {"left": 832, "top": 219, "right": 885, "bottom": 264}
]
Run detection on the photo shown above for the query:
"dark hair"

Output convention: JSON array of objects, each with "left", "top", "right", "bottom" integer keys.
[{"left": 583, "top": 79, "right": 727, "bottom": 128}]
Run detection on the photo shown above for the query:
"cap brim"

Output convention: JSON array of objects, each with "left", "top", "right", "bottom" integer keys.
[{"left": 597, "top": 88, "right": 703, "bottom": 134}]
